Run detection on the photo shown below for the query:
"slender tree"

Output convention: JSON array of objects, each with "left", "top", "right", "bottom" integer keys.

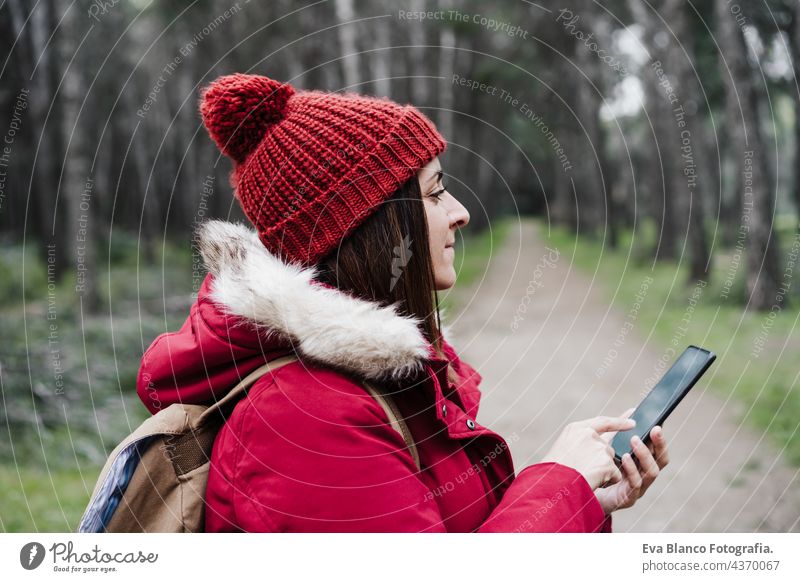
[
  {"left": 335, "top": 0, "right": 360, "bottom": 90},
  {"left": 715, "top": 0, "right": 783, "bottom": 309},
  {"left": 663, "top": 0, "right": 711, "bottom": 282},
  {"left": 628, "top": 0, "right": 681, "bottom": 262},
  {"left": 791, "top": 2, "right": 800, "bottom": 222}
]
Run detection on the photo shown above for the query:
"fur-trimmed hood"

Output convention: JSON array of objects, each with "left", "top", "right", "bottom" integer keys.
[
  {"left": 137, "top": 220, "right": 453, "bottom": 413},
  {"left": 197, "top": 219, "right": 442, "bottom": 380}
]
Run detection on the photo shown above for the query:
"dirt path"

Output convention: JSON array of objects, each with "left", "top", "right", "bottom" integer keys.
[{"left": 447, "top": 219, "right": 800, "bottom": 532}]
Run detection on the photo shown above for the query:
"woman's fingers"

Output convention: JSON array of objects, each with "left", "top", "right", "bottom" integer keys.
[
  {"left": 631, "top": 434, "right": 660, "bottom": 491},
  {"left": 606, "top": 464, "right": 623, "bottom": 486},
  {"left": 588, "top": 415, "right": 636, "bottom": 434},
  {"left": 601, "top": 408, "right": 637, "bottom": 443},
  {"left": 601, "top": 424, "right": 669, "bottom": 511},
  {"left": 618, "top": 453, "right": 642, "bottom": 509},
  {"left": 650, "top": 426, "right": 670, "bottom": 468},
  {"left": 621, "top": 453, "right": 642, "bottom": 491}
]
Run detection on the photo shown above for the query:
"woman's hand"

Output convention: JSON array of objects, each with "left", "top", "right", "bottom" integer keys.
[
  {"left": 594, "top": 424, "right": 670, "bottom": 515},
  {"left": 541, "top": 415, "right": 637, "bottom": 490}
]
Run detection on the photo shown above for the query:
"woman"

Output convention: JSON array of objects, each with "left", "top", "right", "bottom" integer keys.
[{"left": 136, "top": 73, "right": 669, "bottom": 532}]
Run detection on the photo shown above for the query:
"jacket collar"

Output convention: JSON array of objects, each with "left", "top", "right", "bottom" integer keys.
[{"left": 197, "top": 220, "right": 453, "bottom": 383}]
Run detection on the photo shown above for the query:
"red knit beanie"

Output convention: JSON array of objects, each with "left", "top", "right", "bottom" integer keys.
[{"left": 199, "top": 73, "right": 447, "bottom": 266}]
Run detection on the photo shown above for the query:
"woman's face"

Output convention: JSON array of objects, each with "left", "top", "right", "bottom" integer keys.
[{"left": 418, "top": 157, "right": 470, "bottom": 290}]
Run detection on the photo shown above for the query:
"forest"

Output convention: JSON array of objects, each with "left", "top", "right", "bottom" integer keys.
[{"left": 1, "top": 0, "right": 799, "bottom": 531}]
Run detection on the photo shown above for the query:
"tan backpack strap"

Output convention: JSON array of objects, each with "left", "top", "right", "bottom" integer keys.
[
  {"left": 362, "top": 381, "right": 421, "bottom": 472},
  {"left": 197, "top": 355, "right": 420, "bottom": 470},
  {"left": 198, "top": 354, "right": 299, "bottom": 423},
  {"left": 83, "top": 405, "right": 195, "bottom": 507}
]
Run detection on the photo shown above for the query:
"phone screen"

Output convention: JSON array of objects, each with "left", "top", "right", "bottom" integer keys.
[{"left": 611, "top": 345, "right": 715, "bottom": 461}]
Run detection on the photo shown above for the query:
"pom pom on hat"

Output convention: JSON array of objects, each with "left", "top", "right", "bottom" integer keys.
[{"left": 200, "top": 73, "right": 295, "bottom": 163}]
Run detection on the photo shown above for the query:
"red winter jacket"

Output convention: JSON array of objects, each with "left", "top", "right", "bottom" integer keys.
[{"left": 136, "top": 220, "right": 613, "bottom": 533}]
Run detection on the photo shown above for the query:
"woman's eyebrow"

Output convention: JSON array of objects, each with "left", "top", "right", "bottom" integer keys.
[{"left": 424, "top": 170, "right": 444, "bottom": 194}]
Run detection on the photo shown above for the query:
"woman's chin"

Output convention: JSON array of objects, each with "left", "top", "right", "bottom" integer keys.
[{"left": 434, "top": 267, "right": 457, "bottom": 291}]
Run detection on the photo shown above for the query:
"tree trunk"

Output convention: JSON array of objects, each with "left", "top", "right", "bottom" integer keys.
[
  {"left": 572, "top": 0, "right": 613, "bottom": 240},
  {"left": 61, "top": 2, "right": 101, "bottom": 313},
  {"left": 407, "top": 0, "right": 431, "bottom": 107},
  {"left": 715, "top": 0, "right": 783, "bottom": 310},
  {"left": 628, "top": 0, "right": 680, "bottom": 262},
  {"left": 536, "top": 9, "right": 577, "bottom": 232},
  {"left": 437, "top": 0, "right": 457, "bottom": 143},
  {"left": 586, "top": 5, "right": 625, "bottom": 249},
  {"left": 663, "top": 0, "right": 711, "bottom": 283},
  {"left": 335, "top": 0, "right": 360, "bottom": 90},
  {"left": 7, "top": 0, "right": 68, "bottom": 279},
  {"left": 370, "top": 15, "right": 392, "bottom": 97},
  {"left": 42, "top": 0, "right": 70, "bottom": 281},
  {"left": 791, "top": 3, "right": 800, "bottom": 222}
]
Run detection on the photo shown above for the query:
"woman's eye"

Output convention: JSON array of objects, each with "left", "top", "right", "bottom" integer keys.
[{"left": 429, "top": 183, "right": 448, "bottom": 200}]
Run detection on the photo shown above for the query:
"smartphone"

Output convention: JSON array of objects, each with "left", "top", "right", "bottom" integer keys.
[{"left": 612, "top": 345, "right": 716, "bottom": 464}]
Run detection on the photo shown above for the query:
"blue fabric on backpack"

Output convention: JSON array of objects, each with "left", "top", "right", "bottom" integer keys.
[{"left": 78, "top": 436, "right": 156, "bottom": 533}]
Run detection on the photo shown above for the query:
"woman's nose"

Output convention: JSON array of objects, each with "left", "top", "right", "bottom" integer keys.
[{"left": 451, "top": 199, "right": 470, "bottom": 229}]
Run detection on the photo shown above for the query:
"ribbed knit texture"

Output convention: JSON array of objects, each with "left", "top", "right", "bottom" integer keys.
[{"left": 199, "top": 74, "right": 446, "bottom": 266}]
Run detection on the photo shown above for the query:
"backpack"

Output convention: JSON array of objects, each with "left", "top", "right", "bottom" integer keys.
[{"left": 77, "top": 354, "right": 420, "bottom": 532}]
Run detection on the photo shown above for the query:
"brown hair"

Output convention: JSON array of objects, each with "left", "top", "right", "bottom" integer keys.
[{"left": 315, "top": 175, "right": 459, "bottom": 388}]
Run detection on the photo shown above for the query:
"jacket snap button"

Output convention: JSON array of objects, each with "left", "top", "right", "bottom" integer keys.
[
  {"left": 442, "top": 404, "right": 447, "bottom": 417},
  {"left": 466, "top": 418, "right": 476, "bottom": 430}
]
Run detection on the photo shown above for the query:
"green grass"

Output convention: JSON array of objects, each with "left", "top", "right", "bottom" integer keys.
[
  {"left": 1, "top": 236, "right": 194, "bottom": 532},
  {"left": 0, "top": 463, "right": 101, "bottom": 532},
  {"left": 542, "top": 218, "right": 800, "bottom": 467}
]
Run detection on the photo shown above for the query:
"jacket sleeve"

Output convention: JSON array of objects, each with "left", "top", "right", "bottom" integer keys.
[
  {"left": 229, "top": 368, "right": 611, "bottom": 532},
  {"left": 478, "top": 462, "right": 613, "bottom": 532}
]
